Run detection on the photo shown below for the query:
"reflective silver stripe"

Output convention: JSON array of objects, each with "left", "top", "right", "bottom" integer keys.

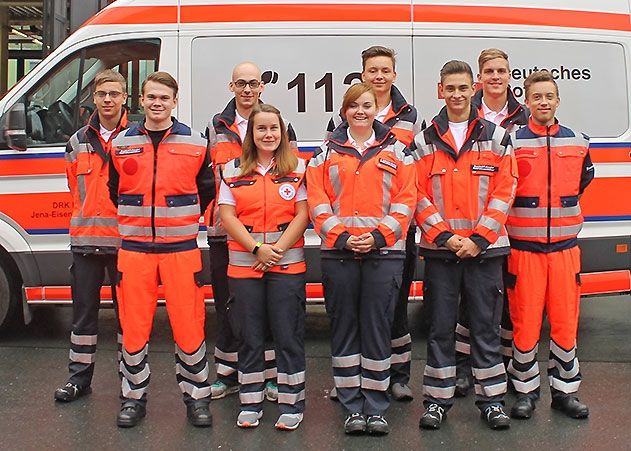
[
  {"left": 500, "top": 329, "right": 513, "bottom": 340},
  {"left": 71, "top": 217, "right": 119, "bottom": 228},
  {"left": 77, "top": 173, "right": 87, "bottom": 206},
  {"left": 164, "top": 134, "right": 207, "bottom": 147},
  {"left": 361, "top": 355, "right": 391, "bottom": 372},
  {"left": 507, "top": 361, "right": 540, "bottom": 381},
  {"left": 155, "top": 205, "right": 201, "bottom": 218},
  {"left": 512, "top": 344, "right": 538, "bottom": 364},
  {"left": 329, "top": 164, "right": 342, "bottom": 214},
  {"left": 488, "top": 198, "right": 511, "bottom": 215},
  {"left": 422, "top": 212, "right": 443, "bottom": 230},
  {"left": 229, "top": 247, "right": 305, "bottom": 267},
  {"left": 222, "top": 161, "right": 242, "bottom": 178},
  {"left": 119, "top": 225, "right": 152, "bottom": 236},
  {"left": 549, "top": 360, "right": 580, "bottom": 379},
  {"left": 455, "top": 342, "right": 470, "bottom": 354},
  {"left": 381, "top": 215, "right": 402, "bottom": 238},
  {"left": 334, "top": 375, "right": 361, "bottom": 388},
  {"left": 264, "top": 368, "right": 277, "bottom": 379},
  {"left": 120, "top": 362, "right": 150, "bottom": 385},
  {"left": 123, "top": 345, "right": 149, "bottom": 366},
  {"left": 69, "top": 350, "right": 95, "bottom": 364},
  {"left": 179, "top": 381, "right": 212, "bottom": 400},
  {"left": 70, "top": 236, "right": 121, "bottom": 247},
  {"left": 487, "top": 234, "right": 510, "bottom": 249},
  {"left": 118, "top": 205, "right": 151, "bottom": 217},
  {"left": 278, "top": 390, "right": 306, "bottom": 405},
  {"left": 423, "top": 385, "right": 455, "bottom": 399},
  {"left": 390, "top": 203, "right": 412, "bottom": 217},
  {"left": 249, "top": 231, "right": 284, "bottom": 243},
  {"left": 312, "top": 204, "right": 333, "bottom": 218},
  {"left": 338, "top": 216, "right": 381, "bottom": 228},
  {"left": 217, "top": 363, "right": 236, "bottom": 376},
  {"left": 478, "top": 175, "right": 489, "bottom": 217},
  {"left": 113, "top": 134, "right": 151, "bottom": 146},
  {"left": 424, "top": 365, "right": 456, "bottom": 379},
  {"left": 548, "top": 376, "right": 581, "bottom": 394},
  {"left": 509, "top": 206, "right": 581, "bottom": 218},
  {"left": 478, "top": 215, "right": 502, "bottom": 234},
  {"left": 382, "top": 170, "right": 392, "bottom": 217},
  {"left": 416, "top": 197, "right": 432, "bottom": 212},
  {"left": 473, "top": 363, "right": 505, "bottom": 380},
  {"left": 432, "top": 176, "right": 445, "bottom": 215},
  {"left": 277, "top": 371, "right": 306, "bottom": 386},
  {"left": 215, "top": 134, "right": 232, "bottom": 144},
  {"left": 492, "top": 125, "right": 508, "bottom": 151},
  {"left": 394, "top": 120, "right": 414, "bottom": 131},
  {"left": 215, "top": 347, "right": 238, "bottom": 362},
  {"left": 515, "top": 136, "right": 588, "bottom": 149},
  {"left": 391, "top": 333, "right": 411, "bottom": 348},
  {"left": 239, "top": 371, "right": 266, "bottom": 385},
  {"left": 321, "top": 216, "right": 343, "bottom": 236},
  {"left": 117, "top": 333, "right": 123, "bottom": 344},
  {"left": 240, "top": 390, "right": 265, "bottom": 404},
  {"left": 455, "top": 324, "right": 470, "bottom": 337},
  {"left": 506, "top": 224, "right": 583, "bottom": 238},
  {"left": 122, "top": 378, "right": 147, "bottom": 399},
  {"left": 512, "top": 375, "right": 541, "bottom": 394},
  {"left": 309, "top": 146, "right": 328, "bottom": 167},
  {"left": 448, "top": 218, "right": 476, "bottom": 230},
  {"left": 264, "top": 349, "right": 275, "bottom": 361},
  {"left": 474, "top": 381, "right": 507, "bottom": 397},
  {"left": 156, "top": 224, "right": 201, "bottom": 237},
  {"left": 332, "top": 354, "right": 360, "bottom": 368},
  {"left": 176, "top": 362, "right": 210, "bottom": 383},
  {"left": 362, "top": 377, "right": 390, "bottom": 391},
  {"left": 501, "top": 346, "right": 513, "bottom": 357},
  {"left": 391, "top": 351, "right": 411, "bottom": 364},
  {"left": 175, "top": 343, "right": 207, "bottom": 366},
  {"left": 71, "top": 332, "right": 97, "bottom": 346},
  {"left": 66, "top": 134, "right": 81, "bottom": 162}
]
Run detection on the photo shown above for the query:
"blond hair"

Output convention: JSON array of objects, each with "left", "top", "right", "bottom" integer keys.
[
  {"left": 141, "top": 71, "right": 178, "bottom": 97},
  {"left": 94, "top": 69, "right": 127, "bottom": 93},
  {"left": 478, "top": 48, "right": 509, "bottom": 72}
]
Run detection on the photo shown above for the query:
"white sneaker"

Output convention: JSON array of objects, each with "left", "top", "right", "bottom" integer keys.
[
  {"left": 237, "top": 410, "right": 263, "bottom": 428},
  {"left": 275, "top": 413, "right": 304, "bottom": 430}
]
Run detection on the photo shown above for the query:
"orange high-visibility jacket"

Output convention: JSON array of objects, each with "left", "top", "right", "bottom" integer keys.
[
  {"left": 411, "top": 107, "right": 518, "bottom": 259},
  {"left": 471, "top": 88, "right": 529, "bottom": 134},
  {"left": 65, "top": 109, "right": 128, "bottom": 252},
  {"left": 222, "top": 158, "right": 307, "bottom": 278},
  {"left": 109, "top": 118, "right": 214, "bottom": 253},
  {"left": 325, "top": 85, "right": 420, "bottom": 147},
  {"left": 307, "top": 121, "right": 416, "bottom": 257},
  {"left": 205, "top": 99, "right": 299, "bottom": 237},
  {"left": 506, "top": 119, "right": 595, "bottom": 253}
]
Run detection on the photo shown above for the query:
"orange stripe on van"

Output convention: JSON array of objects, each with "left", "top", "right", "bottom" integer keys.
[
  {"left": 580, "top": 270, "right": 631, "bottom": 295},
  {"left": 580, "top": 178, "right": 631, "bottom": 218},
  {"left": 85, "top": 3, "right": 631, "bottom": 32},
  {"left": 589, "top": 147, "right": 631, "bottom": 164},
  {"left": 0, "top": 193, "right": 73, "bottom": 230},
  {"left": 0, "top": 159, "right": 64, "bottom": 176}
]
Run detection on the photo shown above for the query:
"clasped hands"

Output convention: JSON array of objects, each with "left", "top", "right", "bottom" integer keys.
[
  {"left": 253, "top": 244, "right": 284, "bottom": 272},
  {"left": 445, "top": 234, "right": 481, "bottom": 258}
]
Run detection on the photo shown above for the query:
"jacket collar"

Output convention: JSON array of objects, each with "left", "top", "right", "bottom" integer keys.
[
  {"left": 472, "top": 88, "right": 526, "bottom": 125},
  {"left": 431, "top": 105, "right": 480, "bottom": 136},
  {"left": 87, "top": 107, "right": 128, "bottom": 137},
  {"left": 527, "top": 117, "right": 560, "bottom": 136},
  {"left": 328, "top": 120, "right": 396, "bottom": 162}
]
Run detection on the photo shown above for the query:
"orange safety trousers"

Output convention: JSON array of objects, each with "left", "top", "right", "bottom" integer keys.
[
  {"left": 507, "top": 247, "right": 581, "bottom": 352},
  {"left": 117, "top": 248, "right": 205, "bottom": 354}
]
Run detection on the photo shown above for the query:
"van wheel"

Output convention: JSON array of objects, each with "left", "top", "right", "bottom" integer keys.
[{"left": 0, "top": 262, "right": 20, "bottom": 332}]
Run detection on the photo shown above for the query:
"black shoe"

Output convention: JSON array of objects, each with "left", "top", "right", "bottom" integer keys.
[
  {"left": 511, "top": 396, "right": 536, "bottom": 419},
  {"left": 54, "top": 383, "right": 92, "bottom": 402},
  {"left": 187, "top": 400, "right": 212, "bottom": 427},
  {"left": 454, "top": 375, "right": 472, "bottom": 397},
  {"left": 366, "top": 415, "right": 389, "bottom": 435},
  {"left": 419, "top": 403, "right": 446, "bottom": 429},
  {"left": 481, "top": 405, "right": 511, "bottom": 429},
  {"left": 344, "top": 413, "right": 366, "bottom": 435},
  {"left": 117, "top": 401, "right": 146, "bottom": 428},
  {"left": 551, "top": 396, "right": 589, "bottom": 419}
]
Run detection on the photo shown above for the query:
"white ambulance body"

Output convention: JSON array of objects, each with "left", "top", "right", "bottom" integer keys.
[{"left": 0, "top": 0, "right": 629, "bottom": 329}]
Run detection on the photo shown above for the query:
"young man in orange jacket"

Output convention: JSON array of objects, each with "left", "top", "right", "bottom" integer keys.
[
  {"left": 55, "top": 70, "right": 128, "bottom": 403},
  {"left": 506, "top": 70, "right": 594, "bottom": 420},
  {"left": 109, "top": 71, "right": 215, "bottom": 428},
  {"left": 411, "top": 61, "right": 517, "bottom": 430}
]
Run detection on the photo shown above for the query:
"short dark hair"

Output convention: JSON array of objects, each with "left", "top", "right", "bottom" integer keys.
[
  {"left": 141, "top": 71, "right": 178, "bottom": 97},
  {"left": 361, "top": 46, "right": 396, "bottom": 71},
  {"left": 94, "top": 69, "right": 127, "bottom": 93},
  {"left": 440, "top": 60, "right": 474, "bottom": 84},
  {"left": 524, "top": 69, "right": 559, "bottom": 97}
]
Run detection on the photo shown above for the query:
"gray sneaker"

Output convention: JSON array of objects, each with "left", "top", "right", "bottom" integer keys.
[
  {"left": 390, "top": 383, "right": 414, "bottom": 401},
  {"left": 264, "top": 381, "right": 278, "bottom": 402},
  {"left": 275, "top": 413, "right": 304, "bottom": 430},
  {"left": 210, "top": 380, "right": 239, "bottom": 400},
  {"left": 237, "top": 410, "right": 263, "bottom": 428}
]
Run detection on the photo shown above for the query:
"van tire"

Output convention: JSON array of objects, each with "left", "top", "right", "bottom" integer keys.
[{"left": 0, "top": 261, "right": 20, "bottom": 332}]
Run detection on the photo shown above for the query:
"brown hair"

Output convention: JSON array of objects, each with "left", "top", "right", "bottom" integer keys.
[
  {"left": 478, "top": 48, "right": 509, "bottom": 72},
  {"left": 440, "top": 60, "right": 474, "bottom": 84},
  {"left": 361, "top": 45, "right": 396, "bottom": 71},
  {"left": 239, "top": 104, "right": 297, "bottom": 178},
  {"left": 524, "top": 69, "right": 559, "bottom": 97},
  {"left": 141, "top": 71, "right": 178, "bottom": 97},
  {"left": 340, "top": 82, "right": 377, "bottom": 118},
  {"left": 94, "top": 69, "right": 127, "bottom": 93}
]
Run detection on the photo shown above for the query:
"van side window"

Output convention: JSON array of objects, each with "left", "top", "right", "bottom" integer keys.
[{"left": 23, "top": 39, "right": 160, "bottom": 146}]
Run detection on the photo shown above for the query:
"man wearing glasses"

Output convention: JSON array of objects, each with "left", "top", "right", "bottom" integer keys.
[
  {"left": 205, "top": 62, "right": 298, "bottom": 401},
  {"left": 55, "top": 69, "right": 128, "bottom": 402}
]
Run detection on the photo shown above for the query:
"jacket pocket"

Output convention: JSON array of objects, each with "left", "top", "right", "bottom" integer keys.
[
  {"left": 560, "top": 195, "right": 579, "bottom": 207},
  {"left": 118, "top": 194, "right": 143, "bottom": 206},
  {"left": 165, "top": 193, "right": 199, "bottom": 207},
  {"left": 513, "top": 196, "right": 539, "bottom": 208}
]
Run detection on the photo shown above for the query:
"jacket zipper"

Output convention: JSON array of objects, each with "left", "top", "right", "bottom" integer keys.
[
  {"left": 546, "top": 127, "right": 552, "bottom": 245},
  {"left": 151, "top": 133, "right": 161, "bottom": 242}
]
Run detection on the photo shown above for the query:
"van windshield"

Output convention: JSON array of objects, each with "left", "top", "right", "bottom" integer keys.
[{"left": 21, "top": 39, "right": 160, "bottom": 147}]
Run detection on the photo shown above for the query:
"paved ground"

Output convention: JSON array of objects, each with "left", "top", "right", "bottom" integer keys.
[{"left": 1, "top": 294, "right": 630, "bottom": 451}]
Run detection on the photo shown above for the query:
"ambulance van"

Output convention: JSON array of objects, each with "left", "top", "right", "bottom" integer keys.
[{"left": 0, "top": 0, "right": 630, "bottom": 330}]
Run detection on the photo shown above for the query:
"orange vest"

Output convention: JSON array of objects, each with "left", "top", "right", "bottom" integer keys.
[
  {"left": 222, "top": 158, "right": 307, "bottom": 278},
  {"left": 65, "top": 110, "right": 128, "bottom": 252},
  {"left": 110, "top": 119, "right": 208, "bottom": 248},
  {"left": 507, "top": 119, "right": 590, "bottom": 249}
]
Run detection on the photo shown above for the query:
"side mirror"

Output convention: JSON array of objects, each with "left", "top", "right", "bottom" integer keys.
[{"left": 1, "top": 102, "right": 27, "bottom": 151}]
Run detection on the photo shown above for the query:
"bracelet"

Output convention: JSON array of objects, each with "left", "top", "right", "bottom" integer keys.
[{"left": 252, "top": 242, "right": 263, "bottom": 255}]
